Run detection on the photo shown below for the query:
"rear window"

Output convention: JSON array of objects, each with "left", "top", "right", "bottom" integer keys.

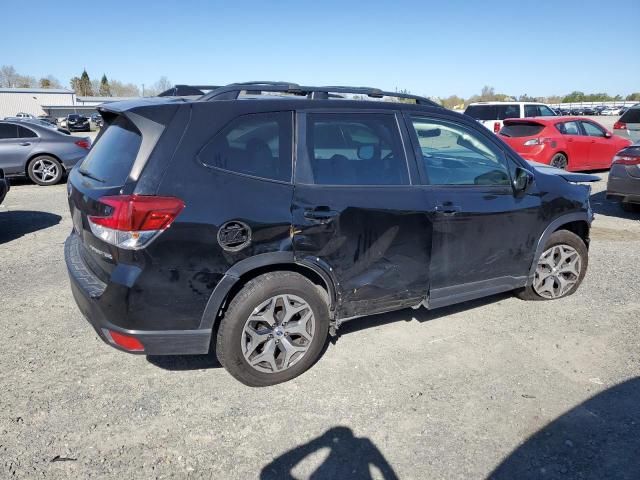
[
  {"left": 500, "top": 123, "right": 545, "bottom": 137},
  {"left": 620, "top": 107, "right": 640, "bottom": 124},
  {"left": 465, "top": 104, "right": 520, "bottom": 121},
  {"left": 78, "top": 116, "right": 141, "bottom": 186}
]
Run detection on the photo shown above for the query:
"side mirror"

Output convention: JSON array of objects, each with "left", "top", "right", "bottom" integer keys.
[
  {"left": 513, "top": 167, "right": 534, "bottom": 195},
  {"left": 604, "top": 131, "right": 612, "bottom": 138}
]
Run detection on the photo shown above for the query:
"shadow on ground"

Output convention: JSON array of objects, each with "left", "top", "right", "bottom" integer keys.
[
  {"left": 0, "top": 210, "right": 62, "bottom": 244},
  {"left": 590, "top": 190, "right": 640, "bottom": 220},
  {"left": 260, "top": 426, "right": 398, "bottom": 480},
  {"left": 490, "top": 377, "right": 640, "bottom": 479},
  {"left": 147, "top": 292, "right": 510, "bottom": 372}
]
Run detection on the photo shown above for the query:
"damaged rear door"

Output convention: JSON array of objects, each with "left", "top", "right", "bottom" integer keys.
[{"left": 292, "top": 110, "right": 433, "bottom": 319}]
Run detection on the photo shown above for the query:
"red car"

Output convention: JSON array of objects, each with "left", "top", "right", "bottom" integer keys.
[{"left": 499, "top": 117, "right": 632, "bottom": 171}]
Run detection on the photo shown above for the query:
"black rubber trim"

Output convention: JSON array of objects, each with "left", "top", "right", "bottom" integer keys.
[{"left": 64, "top": 233, "right": 106, "bottom": 298}]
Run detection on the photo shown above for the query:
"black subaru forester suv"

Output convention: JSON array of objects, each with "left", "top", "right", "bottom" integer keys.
[{"left": 65, "top": 82, "right": 598, "bottom": 386}]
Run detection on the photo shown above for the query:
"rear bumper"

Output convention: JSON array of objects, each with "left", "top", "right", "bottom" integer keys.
[
  {"left": 606, "top": 164, "right": 640, "bottom": 204},
  {"left": 64, "top": 233, "right": 211, "bottom": 355}
]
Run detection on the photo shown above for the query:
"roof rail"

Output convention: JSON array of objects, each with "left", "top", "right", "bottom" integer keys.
[
  {"left": 158, "top": 85, "right": 222, "bottom": 97},
  {"left": 199, "top": 82, "right": 440, "bottom": 106}
]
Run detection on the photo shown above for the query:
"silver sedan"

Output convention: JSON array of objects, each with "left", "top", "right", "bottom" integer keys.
[{"left": 0, "top": 120, "right": 91, "bottom": 185}]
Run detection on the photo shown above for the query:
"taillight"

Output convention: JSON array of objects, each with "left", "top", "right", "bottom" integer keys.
[
  {"left": 493, "top": 122, "right": 501, "bottom": 133},
  {"left": 88, "top": 195, "right": 185, "bottom": 250},
  {"left": 612, "top": 154, "right": 640, "bottom": 166},
  {"left": 74, "top": 139, "right": 91, "bottom": 149},
  {"left": 613, "top": 121, "right": 626, "bottom": 130},
  {"left": 523, "top": 138, "right": 553, "bottom": 146}
]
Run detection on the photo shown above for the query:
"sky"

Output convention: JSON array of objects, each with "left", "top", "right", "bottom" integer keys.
[{"left": 3, "top": 0, "right": 639, "bottom": 98}]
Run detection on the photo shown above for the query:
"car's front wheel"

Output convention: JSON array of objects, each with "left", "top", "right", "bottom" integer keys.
[
  {"left": 216, "top": 271, "right": 329, "bottom": 387},
  {"left": 516, "top": 230, "right": 588, "bottom": 301},
  {"left": 27, "top": 155, "right": 64, "bottom": 186}
]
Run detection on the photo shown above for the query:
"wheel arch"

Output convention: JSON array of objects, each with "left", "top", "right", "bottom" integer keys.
[
  {"left": 527, "top": 212, "right": 590, "bottom": 285},
  {"left": 199, "top": 252, "right": 338, "bottom": 331},
  {"left": 25, "top": 152, "right": 65, "bottom": 177}
]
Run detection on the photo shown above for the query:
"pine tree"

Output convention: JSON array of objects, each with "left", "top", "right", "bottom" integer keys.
[
  {"left": 99, "top": 74, "right": 111, "bottom": 97},
  {"left": 78, "top": 69, "right": 93, "bottom": 96}
]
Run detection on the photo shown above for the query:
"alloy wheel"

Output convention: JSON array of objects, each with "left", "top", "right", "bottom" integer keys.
[
  {"left": 241, "top": 294, "right": 316, "bottom": 373},
  {"left": 31, "top": 158, "right": 59, "bottom": 184},
  {"left": 533, "top": 244, "right": 582, "bottom": 299}
]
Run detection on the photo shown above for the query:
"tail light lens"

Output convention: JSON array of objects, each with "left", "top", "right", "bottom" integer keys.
[
  {"left": 523, "top": 138, "right": 554, "bottom": 146},
  {"left": 612, "top": 154, "right": 640, "bottom": 166},
  {"left": 493, "top": 122, "right": 501, "bottom": 133},
  {"left": 74, "top": 139, "right": 91, "bottom": 149},
  {"left": 613, "top": 121, "right": 626, "bottom": 130},
  {"left": 88, "top": 195, "right": 185, "bottom": 250}
]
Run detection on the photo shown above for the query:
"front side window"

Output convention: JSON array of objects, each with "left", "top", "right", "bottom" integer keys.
[
  {"left": 199, "top": 112, "right": 293, "bottom": 182},
  {"left": 556, "top": 121, "right": 581, "bottom": 135},
  {"left": 410, "top": 117, "right": 511, "bottom": 186},
  {"left": 304, "top": 113, "right": 408, "bottom": 185},
  {"left": 581, "top": 121, "right": 606, "bottom": 137}
]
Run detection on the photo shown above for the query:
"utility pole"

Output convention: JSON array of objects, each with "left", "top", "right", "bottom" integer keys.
[{"left": 142, "top": 84, "right": 145, "bottom": 97}]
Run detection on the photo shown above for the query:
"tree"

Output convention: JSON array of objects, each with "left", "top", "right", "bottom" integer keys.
[
  {"left": 143, "top": 76, "right": 172, "bottom": 96},
  {"left": 627, "top": 93, "right": 640, "bottom": 101},
  {"left": 109, "top": 79, "right": 140, "bottom": 97},
  {"left": 39, "top": 75, "right": 62, "bottom": 89},
  {"left": 441, "top": 95, "right": 465, "bottom": 109},
  {"left": 0, "top": 65, "right": 19, "bottom": 87},
  {"left": 99, "top": 74, "right": 111, "bottom": 96}
]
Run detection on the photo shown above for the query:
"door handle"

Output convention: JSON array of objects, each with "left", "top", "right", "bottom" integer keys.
[
  {"left": 19, "top": 142, "right": 31, "bottom": 146},
  {"left": 434, "top": 204, "right": 461, "bottom": 216},
  {"left": 304, "top": 208, "right": 338, "bottom": 223}
]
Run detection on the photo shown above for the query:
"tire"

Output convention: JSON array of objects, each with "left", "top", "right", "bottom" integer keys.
[
  {"left": 216, "top": 271, "right": 329, "bottom": 387},
  {"left": 27, "top": 155, "right": 64, "bottom": 186},
  {"left": 550, "top": 153, "right": 568, "bottom": 170},
  {"left": 516, "top": 230, "right": 588, "bottom": 301}
]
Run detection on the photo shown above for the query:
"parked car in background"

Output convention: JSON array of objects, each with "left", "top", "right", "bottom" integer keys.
[
  {"left": 594, "top": 105, "right": 607, "bottom": 115},
  {"left": 58, "top": 117, "right": 68, "bottom": 128},
  {"left": 37, "top": 115, "right": 58, "bottom": 126},
  {"left": 607, "top": 141, "right": 640, "bottom": 211},
  {"left": 0, "top": 168, "right": 9, "bottom": 205},
  {"left": 66, "top": 114, "right": 90, "bottom": 132},
  {"left": 464, "top": 101, "right": 557, "bottom": 133},
  {"left": 0, "top": 120, "right": 91, "bottom": 185},
  {"left": 90, "top": 113, "right": 103, "bottom": 129},
  {"left": 14, "top": 112, "right": 35, "bottom": 119},
  {"left": 570, "top": 107, "right": 585, "bottom": 115},
  {"left": 65, "top": 82, "right": 597, "bottom": 386},
  {"left": 499, "top": 117, "right": 631, "bottom": 170},
  {"left": 601, "top": 106, "right": 624, "bottom": 116},
  {"left": 614, "top": 104, "right": 640, "bottom": 142},
  {"left": 557, "top": 107, "right": 572, "bottom": 116},
  {"left": 582, "top": 107, "right": 596, "bottom": 116}
]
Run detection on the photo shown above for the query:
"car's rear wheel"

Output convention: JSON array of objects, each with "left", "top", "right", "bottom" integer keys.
[
  {"left": 516, "top": 230, "right": 588, "bottom": 301},
  {"left": 27, "top": 155, "right": 63, "bottom": 186},
  {"left": 550, "top": 153, "right": 568, "bottom": 170},
  {"left": 216, "top": 271, "right": 329, "bottom": 387}
]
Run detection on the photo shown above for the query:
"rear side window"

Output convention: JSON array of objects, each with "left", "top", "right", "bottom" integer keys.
[
  {"left": 465, "top": 104, "right": 520, "bottom": 121},
  {"left": 78, "top": 116, "right": 141, "bottom": 186},
  {"left": 500, "top": 123, "right": 545, "bottom": 137},
  {"left": 199, "top": 112, "right": 293, "bottom": 182},
  {"left": 524, "top": 105, "right": 557, "bottom": 117},
  {"left": 0, "top": 123, "right": 18, "bottom": 139},
  {"left": 303, "top": 113, "right": 409, "bottom": 186},
  {"left": 620, "top": 108, "right": 640, "bottom": 123},
  {"left": 556, "top": 121, "right": 581, "bottom": 135},
  {"left": 17, "top": 125, "right": 37, "bottom": 138}
]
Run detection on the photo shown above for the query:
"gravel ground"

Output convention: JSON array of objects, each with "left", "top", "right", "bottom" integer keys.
[{"left": 1, "top": 170, "right": 639, "bottom": 479}]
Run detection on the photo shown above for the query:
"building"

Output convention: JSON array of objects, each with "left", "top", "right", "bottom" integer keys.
[
  {"left": 0, "top": 87, "right": 140, "bottom": 120},
  {"left": 0, "top": 87, "right": 75, "bottom": 118}
]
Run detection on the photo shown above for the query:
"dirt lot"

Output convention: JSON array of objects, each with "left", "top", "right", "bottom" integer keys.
[{"left": 1, "top": 170, "right": 639, "bottom": 479}]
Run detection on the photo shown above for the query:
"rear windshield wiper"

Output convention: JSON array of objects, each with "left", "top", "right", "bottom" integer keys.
[{"left": 78, "top": 169, "right": 105, "bottom": 183}]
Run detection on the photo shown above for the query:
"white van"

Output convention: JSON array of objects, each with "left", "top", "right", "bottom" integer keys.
[{"left": 464, "top": 102, "right": 557, "bottom": 133}]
